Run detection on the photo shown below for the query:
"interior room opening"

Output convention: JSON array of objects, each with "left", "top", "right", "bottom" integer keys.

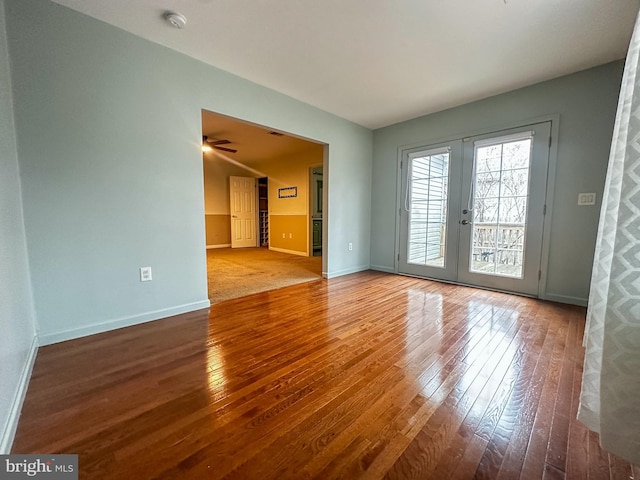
[{"left": 201, "top": 109, "right": 326, "bottom": 304}]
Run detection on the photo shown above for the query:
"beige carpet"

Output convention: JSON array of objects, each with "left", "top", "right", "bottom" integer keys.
[{"left": 207, "top": 247, "right": 323, "bottom": 303}]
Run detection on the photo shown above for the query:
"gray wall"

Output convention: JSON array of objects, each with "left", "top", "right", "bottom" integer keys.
[
  {"left": 0, "top": 0, "right": 38, "bottom": 453},
  {"left": 5, "top": 0, "right": 372, "bottom": 344},
  {"left": 372, "top": 62, "right": 623, "bottom": 304}
]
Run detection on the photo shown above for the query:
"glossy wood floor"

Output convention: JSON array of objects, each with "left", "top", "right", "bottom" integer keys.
[{"left": 12, "top": 271, "right": 640, "bottom": 479}]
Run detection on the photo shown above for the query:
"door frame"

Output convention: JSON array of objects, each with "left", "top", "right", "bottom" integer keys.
[
  {"left": 393, "top": 114, "right": 560, "bottom": 298},
  {"left": 308, "top": 164, "right": 324, "bottom": 257}
]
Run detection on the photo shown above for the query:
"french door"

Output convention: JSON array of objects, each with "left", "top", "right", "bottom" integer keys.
[{"left": 398, "top": 122, "right": 551, "bottom": 296}]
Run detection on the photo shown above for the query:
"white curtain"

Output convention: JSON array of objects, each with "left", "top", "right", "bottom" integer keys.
[{"left": 578, "top": 8, "right": 640, "bottom": 466}]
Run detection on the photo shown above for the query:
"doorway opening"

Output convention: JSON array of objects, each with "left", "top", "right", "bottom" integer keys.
[{"left": 201, "top": 109, "right": 326, "bottom": 303}]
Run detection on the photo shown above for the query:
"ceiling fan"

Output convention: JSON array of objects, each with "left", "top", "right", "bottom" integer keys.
[{"left": 202, "top": 135, "right": 237, "bottom": 153}]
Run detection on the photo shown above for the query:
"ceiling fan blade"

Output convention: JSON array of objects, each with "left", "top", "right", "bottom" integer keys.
[
  {"left": 210, "top": 139, "right": 231, "bottom": 145},
  {"left": 214, "top": 146, "right": 237, "bottom": 153}
]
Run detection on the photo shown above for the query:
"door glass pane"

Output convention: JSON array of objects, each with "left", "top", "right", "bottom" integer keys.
[
  {"left": 407, "top": 150, "right": 449, "bottom": 268},
  {"left": 470, "top": 138, "right": 532, "bottom": 278}
]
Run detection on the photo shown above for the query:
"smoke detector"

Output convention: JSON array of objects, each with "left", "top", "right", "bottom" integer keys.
[{"left": 164, "top": 12, "right": 187, "bottom": 29}]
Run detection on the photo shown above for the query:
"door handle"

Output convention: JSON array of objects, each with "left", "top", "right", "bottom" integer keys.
[{"left": 460, "top": 220, "right": 470, "bottom": 225}]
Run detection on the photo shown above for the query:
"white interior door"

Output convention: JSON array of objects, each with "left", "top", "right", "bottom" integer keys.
[
  {"left": 230, "top": 176, "right": 257, "bottom": 248},
  {"left": 398, "top": 122, "right": 551, "bottom": 297}
]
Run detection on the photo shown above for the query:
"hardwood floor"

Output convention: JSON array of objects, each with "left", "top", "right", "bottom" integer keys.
[{"left": 12, "top": 271, "right": 639, "bottom": 479}]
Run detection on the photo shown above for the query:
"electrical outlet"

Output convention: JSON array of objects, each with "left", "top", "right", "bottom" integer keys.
[
  {"left": 140, "top": 266, "right": 152, "bottom": 282},
  {"left": 289, "top": 233, "right": 292, "bottom": 239},
  {"left": 348, "top": 242, "right": 353, "bottom": 251},
  {"left": 282, "top": 233, "right": 285, "bottom": 238},
  {"left": 578, "top": 193, "right": 596, "bottom": 205}
]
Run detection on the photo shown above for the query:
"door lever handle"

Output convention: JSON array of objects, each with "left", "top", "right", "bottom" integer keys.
[{"left": 460, "top": 219, "right": 470, "bottom": 225}]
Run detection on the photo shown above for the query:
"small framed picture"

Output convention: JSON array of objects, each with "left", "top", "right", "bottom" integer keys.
[{"left": 278, "top": 187, "right": 297, "bottom": 198}]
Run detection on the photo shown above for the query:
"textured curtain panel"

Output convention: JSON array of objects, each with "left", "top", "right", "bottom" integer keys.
[{"left": 578, "top": 8, "right": 640, "bottom": 466}]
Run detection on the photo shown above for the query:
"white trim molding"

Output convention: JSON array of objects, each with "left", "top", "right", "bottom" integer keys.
[
  {"left": 540, "top": 293, "right": 588, "bottom": 307},
  {"left": 206, "top": 244, "right": 231, "bottom": 249},
  {"left": 1, "top": 335, "right": 38, "bottom": 454},
  {"left": 38, "top": 300, "right": 211, "bottom": 346},
  {"left": 269, "top": 247, "right": 307, "bottom": 257},
  {"left": 325, "top": 265, "right": 369, "bottom": 279},
  {"left": 370, "top": 264, "right": 395, "bottom": 274}
]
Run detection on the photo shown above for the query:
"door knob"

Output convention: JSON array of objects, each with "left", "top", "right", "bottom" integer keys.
[{"left": 460, "top": 219, "right": 470, "bottom": 225}]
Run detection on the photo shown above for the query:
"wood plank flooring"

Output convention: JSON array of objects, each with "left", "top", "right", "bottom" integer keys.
[{"left": 12, "top": 271, "right": 640, "bottom": 479}]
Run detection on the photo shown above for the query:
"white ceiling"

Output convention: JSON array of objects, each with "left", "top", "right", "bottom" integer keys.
[{"left": 51, "top": 0, "right": 639, "bottom": 129}]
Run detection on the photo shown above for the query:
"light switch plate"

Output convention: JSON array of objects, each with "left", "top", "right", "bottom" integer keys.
[
  {"left": 140, "top": 266, "right": 152, "bottom": 282},
  {"left": 578, "top": 193, "right": 596, "bottom": 205}
]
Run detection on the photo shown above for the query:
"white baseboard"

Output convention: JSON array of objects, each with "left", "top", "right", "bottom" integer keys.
[
  {"left": 1, "top": 335, "right": 38, "bottom": 454},
  {"left": 206, "top": 244, "right": 231, "bottom": 250},
  {"left": 370, "top": 264, "right": 395, "bottom": 274},
  {"left": 269, "top": 247, "right": 307, "bottom": 257},
  {"left": 325, "top": 265, "right": 369, "bottom": 279},
  {"left": 38, "top": 300, "right": 211, "bottom": 346},
  {"left": 540, "top": 293, "right": 588, "bottom": 307}
]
